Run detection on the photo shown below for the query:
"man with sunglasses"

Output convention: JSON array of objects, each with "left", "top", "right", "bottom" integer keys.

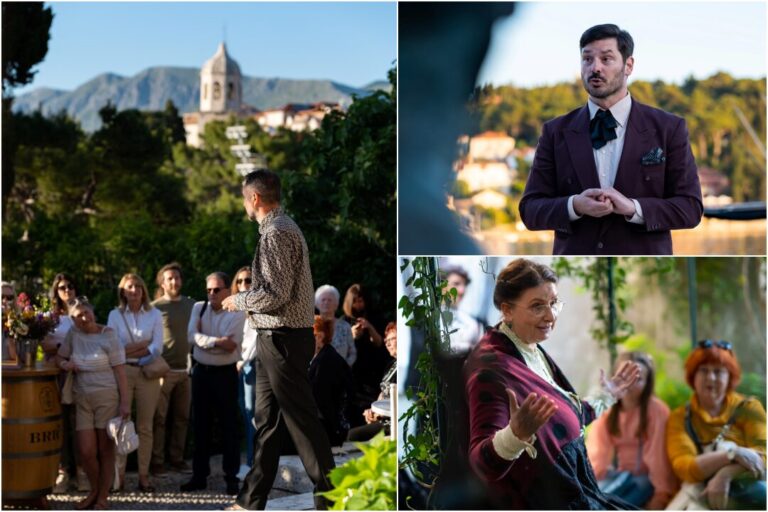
[
  {"left": 221, "top": 169, "right": 335, "bottom": 510},
  {"left": 150, "top": 262, "right": 196, "bottom": 476},
  {"left": 182, "top": 272, "right": 245, "bottom": 495}
]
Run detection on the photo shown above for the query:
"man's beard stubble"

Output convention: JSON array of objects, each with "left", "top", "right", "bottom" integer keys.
[{"left": 582, "top": 66, "right": 625, "bottom": 99}]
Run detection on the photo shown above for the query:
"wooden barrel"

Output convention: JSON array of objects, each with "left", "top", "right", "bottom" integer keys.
[{"left": 2, "top": 363, "right": 62, "bottom": 500}]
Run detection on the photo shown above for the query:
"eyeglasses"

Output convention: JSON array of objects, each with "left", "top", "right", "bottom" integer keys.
[
  {"left": 698, "top": 339, "right": 732, "bottom": 351},
  {"left": 236, "top": 278, "right": 252, "bottom": 285},
  {"left": 384, "top": 336, "right": 397, "bottom": 344},
  {"left": 206, "top": 288, "right": 222, "bottom": 294},
  {"left": 57, "top": 283, "right": 75, "bottom": 291},
  {"left": 1, "top": 294, "right": 14, "bottom": 301},
  {"left": 508, "top": 300, "right": 564, "bottom": 317}
]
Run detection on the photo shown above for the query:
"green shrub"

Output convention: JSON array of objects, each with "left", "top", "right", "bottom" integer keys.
[{"left": 320, "top": 433, "right": 396, "bottom": 510}]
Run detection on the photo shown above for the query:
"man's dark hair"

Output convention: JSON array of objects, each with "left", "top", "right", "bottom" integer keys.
[
  {"left": 242, "top": 169, "right": 281, "bottom": 204},
  {"left": 580, "top": 24, "right": 634, "bottom": 63},
  {"left": 441, "top": 264, "right": 471, "bottom": 286},
  {"left": 155, "top": 262, "right": 183, "bottom": 299}
]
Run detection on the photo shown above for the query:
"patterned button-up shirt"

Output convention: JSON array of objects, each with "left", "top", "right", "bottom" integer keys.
[{"left": 232, "top": 207, "right": 315, "bottom": 329}]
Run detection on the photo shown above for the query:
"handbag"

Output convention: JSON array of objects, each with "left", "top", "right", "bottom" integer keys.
[
  {"left": 61, "top": 371, "right": 74, "bottom": 405},
  {"left": 107, "top": 416, "right": 139, "bottom": 455},
  {"left": 119, "top": 309, "right": 169, "bottom": 379},
  {"left": 598, "top": 438, "right": 652, "bottom": 506},
  {"left": 141, "top": 355, "right": 170, "bottom": 379}
]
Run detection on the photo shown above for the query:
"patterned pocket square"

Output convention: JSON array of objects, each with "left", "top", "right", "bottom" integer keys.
[{"left": 641, "top": 147, "right": 665, "bottom": 166}]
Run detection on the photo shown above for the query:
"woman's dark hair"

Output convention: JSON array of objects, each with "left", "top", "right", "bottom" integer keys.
[
  {"left": 493, "top": 259, "right": 558, "bottom": 310},
  {"left": 607, "top": 351, "right": 655, "bottom": 439},
  {"left": 579, "top": 24, "right": 634, "bottom": 63},
  {"left": 49, "top": 273, "right": 78, "bottom": 315},
  {"left": 342, "top": 283, "right": 369, "bottom": 318}
]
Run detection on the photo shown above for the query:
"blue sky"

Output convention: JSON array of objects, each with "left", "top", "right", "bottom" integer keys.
[
  {"left": 15, "top": 2, "right": 396, "bottom": 95},
  {"left": 478, "top": 1, "right": 767, "bottom": 87}
]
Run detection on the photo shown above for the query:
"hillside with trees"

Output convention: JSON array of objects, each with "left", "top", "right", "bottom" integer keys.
[
  {"left": 470, "top": 73, "right": 766, "bottom": 202},
  {"left": 2, "top": 65, "right": 397, "bottom": 321}
]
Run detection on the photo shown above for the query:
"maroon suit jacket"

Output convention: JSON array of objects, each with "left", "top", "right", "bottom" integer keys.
[{"left": 519, "top": 100, "right": 703, "bottom": 255}]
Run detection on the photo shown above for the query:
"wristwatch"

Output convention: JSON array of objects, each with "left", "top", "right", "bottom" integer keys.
[{"left": 726, "top": 446, "right": 737, "bottom": 462}]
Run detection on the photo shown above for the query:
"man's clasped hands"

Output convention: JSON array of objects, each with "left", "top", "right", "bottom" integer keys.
[{"left": 573, "top": 187, "right": 637, "bottom": 218}]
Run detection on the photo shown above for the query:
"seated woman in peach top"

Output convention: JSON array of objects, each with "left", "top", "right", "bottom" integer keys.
[{"left": 587, "top": 352, "right": 678, "bottom": 509}]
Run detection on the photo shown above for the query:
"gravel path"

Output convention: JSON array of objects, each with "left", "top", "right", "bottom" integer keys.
[
  {"left": 41, "top": 456, "right": 296, "bottom": 510},
  {"left": 31, "top": 443, "right": 363, "bottom": 510}
]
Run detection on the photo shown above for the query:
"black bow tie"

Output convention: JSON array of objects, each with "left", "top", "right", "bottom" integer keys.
[{"left": 590, "top": 108, "right": 618, "bottom": 150}]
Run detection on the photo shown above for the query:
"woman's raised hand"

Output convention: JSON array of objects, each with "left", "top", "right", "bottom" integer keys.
[
  {"left": 506, "top": 389, "right": 558, "bottom": 441},
  {"left": 600, "top": 360, "right": 641, "bottom": 400}
]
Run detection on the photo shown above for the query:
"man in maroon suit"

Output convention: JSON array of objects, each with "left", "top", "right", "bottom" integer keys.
[{"left": 519, "top": 24, "right": 703, "bottom": 255}]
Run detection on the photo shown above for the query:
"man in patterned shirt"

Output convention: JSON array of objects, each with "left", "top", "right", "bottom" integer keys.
[{"left": 222, "top": 169, "right": 335, "bottom": 510}]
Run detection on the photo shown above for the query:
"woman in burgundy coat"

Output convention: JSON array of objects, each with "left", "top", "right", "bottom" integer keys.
[{"left": 464, "top": 258, "right": 641, "bottom": 509}]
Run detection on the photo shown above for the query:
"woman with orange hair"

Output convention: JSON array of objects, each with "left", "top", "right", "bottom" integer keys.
[
  {"left": 309, "top": 315, "right": 353, "bottom": 446},
  {"left": 666, "top": 340, "right": 766, "bottom": 510}
]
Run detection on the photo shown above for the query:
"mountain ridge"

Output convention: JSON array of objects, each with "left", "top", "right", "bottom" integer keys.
[{"left": 12, "top": 66, "right": 388, "bottom": 132}]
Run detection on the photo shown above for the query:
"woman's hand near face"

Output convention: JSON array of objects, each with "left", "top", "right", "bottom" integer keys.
[
  {"left": 601, "top": 361, "right": 641, "bottom": 400},
  {"left": 734, "top": 447, "right": 765, "bottom": 479},
  {"left": 506, "top": 389, "right": 558, "bottom": 441}
]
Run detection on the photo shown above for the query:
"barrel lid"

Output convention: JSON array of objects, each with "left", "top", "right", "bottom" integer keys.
[{"left": 1, "top": 362, "right": 60, "bottom": 377}]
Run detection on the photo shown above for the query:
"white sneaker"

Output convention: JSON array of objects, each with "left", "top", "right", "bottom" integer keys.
[{"left": 53, "top": 470, "right": 69, "bottom": 493}]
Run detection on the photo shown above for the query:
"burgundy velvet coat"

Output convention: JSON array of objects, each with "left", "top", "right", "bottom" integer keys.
[
  {"left": 519, "top": 100, "right": 703, "bottom": 255},
  {"left": 464, "top": 328, "right": 635, "bottom": 509}
]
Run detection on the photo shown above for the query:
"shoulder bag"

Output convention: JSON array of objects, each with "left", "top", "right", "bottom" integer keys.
[{"left": 60, "top": 370, "right": 74, "bottom": 404}]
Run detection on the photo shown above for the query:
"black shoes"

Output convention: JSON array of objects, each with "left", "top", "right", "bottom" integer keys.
[{"left": 180, "top": 478, "right": 207, "bottom": 492}]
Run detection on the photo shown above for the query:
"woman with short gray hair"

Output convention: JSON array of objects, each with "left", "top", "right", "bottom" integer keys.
[{"left": 314, "top": 285, "right": 356, "bottom": 366}]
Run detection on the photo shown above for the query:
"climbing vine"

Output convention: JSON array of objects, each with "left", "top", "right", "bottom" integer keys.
[{"left": 397, "top": 257, "right": 453, "bottom": 491}]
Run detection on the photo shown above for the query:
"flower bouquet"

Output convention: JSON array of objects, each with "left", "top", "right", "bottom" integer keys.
[{"left": 2, "top": 293, "right": 60, "bottom": 367}]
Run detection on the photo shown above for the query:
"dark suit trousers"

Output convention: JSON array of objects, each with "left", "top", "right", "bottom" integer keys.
[
  {"left": 236, "top": 328, "right": 335, "bottom": 510},
  {"left": 191, "top": 362, "right": 240, "bottom": 483}
]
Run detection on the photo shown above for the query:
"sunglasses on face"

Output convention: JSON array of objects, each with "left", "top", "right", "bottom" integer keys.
[
  {"left": 58, "top": 283, "right": 75, "bottom": 291},
  {"left": 236, "top": 278, "right": 252, "bottom": 285},
  {"left": 2, "top": 294, "right": 14, "bottom": 301},
  {"left": 698, "top": 339, "right": 732, "bottom": 351},
  {"left": 206, "top": 288, "right": 222, "bottom": 294}
]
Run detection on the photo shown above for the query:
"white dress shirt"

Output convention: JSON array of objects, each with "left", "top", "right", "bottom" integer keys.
[
  {"left": 188, "top": 301, "right": 245, "bottom": 366},
  {"left": 567, "top": 93, "right": 645, "bottom": 224},
  {"left": 107, "top": 306, "right": 164, "bottom": 365}
]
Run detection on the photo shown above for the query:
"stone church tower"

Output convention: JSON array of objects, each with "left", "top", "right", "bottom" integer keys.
[{"left": 199, "top": 42, "right": 242, "bottom": 113}]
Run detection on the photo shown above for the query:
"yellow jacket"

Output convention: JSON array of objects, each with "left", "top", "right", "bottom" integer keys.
[{"left": 666, "top": 392, "right": 766, "bottom": 483}]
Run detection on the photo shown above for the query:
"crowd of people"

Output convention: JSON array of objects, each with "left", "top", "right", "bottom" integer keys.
[
  {"left": 2, "top": 269, "right": 394, "bottom": 508},
  {"left": 462, "top": 258, "right": 766, "bottom": 510},
  {"left": 1, "top": 170, "right": 397, "bottom": 511}
]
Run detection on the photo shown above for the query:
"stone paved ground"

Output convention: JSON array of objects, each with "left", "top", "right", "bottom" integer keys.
[{"left": 38, "top": 444, "right": 361, "bottom": 511}]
